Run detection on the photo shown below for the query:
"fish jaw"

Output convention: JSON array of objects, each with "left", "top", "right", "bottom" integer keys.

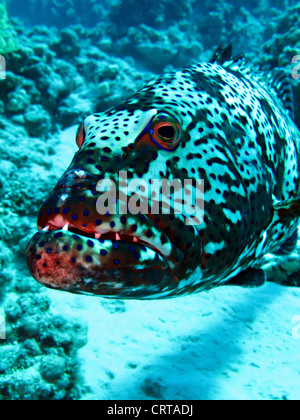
[
  {"left": 26, "top": 228, "right": 179, "bottom": 299},
  {"left": 28, "top": 178, "right": 188, "bottom": 298}
]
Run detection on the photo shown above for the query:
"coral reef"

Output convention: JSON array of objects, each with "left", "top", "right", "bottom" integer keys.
[
  {"left": 109, "top": 0, "right": 196, "bottom": 32},
  {"left": 113, "top": 22, "right": 203, "bottom": 72},
  {"left": 0, "top": 293, "right": 88, "bottom": 400},
  {"left": 0, "top": 0, "right": 299, "bottom": 137},
  {"left": 3, "top": 0, "right": 297, "bottom": 138},
  {"left": 6, "top": 0, "right": 108, "bottom": 27},
  {"left": 1, "top": 21, "right": 152, "bottom": 135},
  {"left": 0, "top": 114, "right": 89, "bottom": 398},
  {"left": 0, "top": 0, "right": 18, "bottom": 54},
  {"left": 261, "top": 5, "right": 300, "bottom": 128}
]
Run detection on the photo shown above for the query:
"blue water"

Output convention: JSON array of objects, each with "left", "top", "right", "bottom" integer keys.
[{"left": 0, "top": 0, "right": 300, "bottom": 400}]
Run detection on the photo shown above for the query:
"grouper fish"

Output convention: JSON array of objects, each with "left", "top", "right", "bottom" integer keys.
[{"left": 26, "top": 46, "right": 300, "bottom": 299}]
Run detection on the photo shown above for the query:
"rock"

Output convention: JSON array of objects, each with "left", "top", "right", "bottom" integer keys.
[
  {"left": 101, "top": 64, "right": 119, "bottom": 80},
  {"left": 0, "top": 71, "right": 22, "bottom": 100},
  {"left": 58, "top": 94, "right": 92, "bottom": 128},
  {"left": 32, "top": 43, "right": 54, "bottom": 61},
  {"left": 136, "top": 41, "right": 178, "bottom": 68},
  {"left": 97, "top": 81, "right": 111, "bottom": 98},
  {"left": 0, "top": 160, "right": 18, "bottom": 177},
  {"left": 0, "top": 293, "right": 87, "bottom": 399},
  {"left": 23, "top": 339, "right": 42, "bottom": 357},
  {"left": 99, "top": 37, "right": 112, "bottom": 52},
  {"left": 39, "top": 354, "right": 66, "bottom": 383},
  {"left": 54, "top": 59, "right": 85, "bottom": 92},
  {"left": 54, "top": 27, "right": 81, "bottom": 57},
  {"left": 6, "top": 88, "right": 31, "bottom": 113},
  {"left": 4, "top": 302, "right": 22, "bottom": 323},
  {"left": 0, "top": 366, "right": 49, "bottom": 400},
  {"left": 24, "top": 104, "right": 52, "bottom": 137},
  {"left": 11, "top": 114, "right": 25, "bottom": 125},
  {"left": 0, "top": 345, "right": 21, "bottom": 374},
  {"left": 18, "top": 316, "right": 39, "bottom": 339},
  {"left": 45, "top": 73, "right": 67, "bottom": 110}
]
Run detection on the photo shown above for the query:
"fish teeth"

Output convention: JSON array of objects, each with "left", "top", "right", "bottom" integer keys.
[
  {"left": 95, "top": 233, "right": 101, "bottom": 239},
  {"left": 62, "top": 223, "right": 69, "bottom": 232},
  {"left": 74, "top": 170, "right": 86, "bottom": 179},
  {"left": 115, "top": 233, "right": 121, "bottom": 241},
  {"left": 133, "top": 237, "right": 138, "bottom": 243},
  {"left": 41, "top": 226, "right": 50, "bottom": 232}
]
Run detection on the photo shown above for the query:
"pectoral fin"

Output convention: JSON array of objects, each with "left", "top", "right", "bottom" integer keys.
[
  {"left": 273, "top": 228, "right": 298, "bottom": 256},
  {"left": 274, "top": 197, "right": 300, "bottom": 220}
]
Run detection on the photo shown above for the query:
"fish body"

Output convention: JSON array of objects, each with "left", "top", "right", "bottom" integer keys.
[{"left": 26, "top": 47, "right": 300, "bottom": 299}]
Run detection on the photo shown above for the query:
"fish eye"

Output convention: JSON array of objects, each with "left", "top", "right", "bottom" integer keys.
[
  {"left": 76, "top": 123, "right": 86, "bottom": 149},
  {"left": 157, "top": 124, "right": 176, "bottom": 139},
  {"left": 150, "top": 113, "right": 181, "bottom": 151}
]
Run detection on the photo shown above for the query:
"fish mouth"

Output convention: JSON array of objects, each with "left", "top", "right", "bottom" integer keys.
[{"left": 26, "top": 211, "right": 184, "bottom": 299}]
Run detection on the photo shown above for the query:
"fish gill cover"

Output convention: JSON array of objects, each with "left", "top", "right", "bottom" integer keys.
[{"left": 0, "top": 0, "right": 300, "bottom": 401}]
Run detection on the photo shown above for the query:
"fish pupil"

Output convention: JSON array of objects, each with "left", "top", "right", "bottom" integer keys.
[{"left": 157, "top": 125, "right": 175, "bottom": 140}]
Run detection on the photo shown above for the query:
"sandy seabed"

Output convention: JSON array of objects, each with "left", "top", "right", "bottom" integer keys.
[{"left": 48, "top": 279, "right": 300, "bottom": 400}]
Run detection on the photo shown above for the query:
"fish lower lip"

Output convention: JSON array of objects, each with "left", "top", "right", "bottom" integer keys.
[{"left": 26, "top": 228, "right": 175, "bottom": 298}]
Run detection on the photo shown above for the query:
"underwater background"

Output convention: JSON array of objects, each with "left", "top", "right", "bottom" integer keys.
[{"left": 0, "top": 0, "right": 300, "bottom": 400}]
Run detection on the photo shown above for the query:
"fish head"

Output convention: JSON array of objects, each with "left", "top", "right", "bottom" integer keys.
[{"left": 26, "top": 71, "right": 214, "bottom": 299}]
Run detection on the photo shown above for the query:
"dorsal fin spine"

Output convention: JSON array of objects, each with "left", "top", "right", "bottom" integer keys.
[{"left": 210, "top": 45, "right": 295, "bottom": 120}]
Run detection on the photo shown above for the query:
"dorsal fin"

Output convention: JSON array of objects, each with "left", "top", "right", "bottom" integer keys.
[
  {"left": 210, "top": 45, "right": 250, "bottom": 70},
  {"left": 210, "top": 45, "right": 295, "bottom": 120},
  {"left": 266, "top": 68, "right": 295, "bottom": 120},
  {"left": 210, "top": 44, "right": 234, "bottom": 65}
]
